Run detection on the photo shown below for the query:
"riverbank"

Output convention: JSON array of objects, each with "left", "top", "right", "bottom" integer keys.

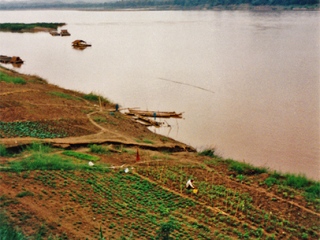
[{"left": 0, "top": 65, "right": 319, "bottom": 239}]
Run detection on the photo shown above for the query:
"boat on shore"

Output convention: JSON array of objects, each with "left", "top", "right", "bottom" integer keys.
[
  {"left": 126, "top": 108, "right": 183, "bottom": 118},
  {"left": 0, "top": 55, "right": 24, "bottom": 64}
]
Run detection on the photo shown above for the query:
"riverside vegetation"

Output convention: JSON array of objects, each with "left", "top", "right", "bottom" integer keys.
[
  {"left": 0, "top": 23, "right": 65, "bottom": 33},
  {"left": 0, "top": 66, "right": 319, "bottom": 239}
]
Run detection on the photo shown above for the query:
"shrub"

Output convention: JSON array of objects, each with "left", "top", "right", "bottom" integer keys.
[
  {"left": 198, "top": 149, "right": 217, "bottom": 158},
  {"left": 304, "top": 182, "right": 320, "bottom": 201},
  {"left": 16, "top": 191, "right": 34, "bottom": 198},
  {"left": 89, "top": 144, "right": 109, "bottom": 154},
  {"left": 0, "top": 144, "right": 8, "bottom": 157},
  {"left": 284, "top": 174, "right": 309, "bottom": 189}
]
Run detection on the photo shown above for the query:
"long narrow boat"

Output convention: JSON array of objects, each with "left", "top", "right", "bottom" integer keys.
[{"left": 126, "top": 109, "right": 183, "bottom": 118}]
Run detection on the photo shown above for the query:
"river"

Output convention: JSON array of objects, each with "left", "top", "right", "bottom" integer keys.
[{"left": 0, "top": 10, "right": 319, "bottom": 180}]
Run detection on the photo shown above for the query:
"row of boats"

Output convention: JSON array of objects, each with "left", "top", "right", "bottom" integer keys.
[
  {"left": 124, "top": 108, "right": 183, "bottom": 127},
  {"left": 0, "top": 30, "right": 91, "bottom": 68}
]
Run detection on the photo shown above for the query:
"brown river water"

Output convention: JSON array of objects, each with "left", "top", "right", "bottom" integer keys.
[{"left": 0, "top": 10, "right": 319, "bottom": 180}]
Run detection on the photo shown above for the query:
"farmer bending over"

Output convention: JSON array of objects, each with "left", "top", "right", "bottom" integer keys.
[{"left": 186, "top": 179, "right": 195, "bottom": 190}]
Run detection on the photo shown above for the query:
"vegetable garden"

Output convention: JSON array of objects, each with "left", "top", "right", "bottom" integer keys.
[{"left": 0, "top": 145, "right": 319, "bottom": 239}]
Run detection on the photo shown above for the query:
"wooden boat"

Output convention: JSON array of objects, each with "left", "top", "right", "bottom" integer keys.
[
  {"left": 72, "top": 40, "right": 92, "bottom": 48},
  {"left": 49, "top": 30, "right": 60, "bottom": 36},
  {"left": 0, "top": 55, "right": 12, "bottom": 63},
  {"left": 60, "top": 29, "right": 71, "bottom": 36},
  {"left": 131, "top": 115, "right": 164, "bottom": 127},
  {"left": 10, "top": 56, "right": 24, "bottom": 64},
  {"left": 0, "top": 55, "right": 24, "bottom": 64},
  {"left": 126, "top": 109, "right": 183, "bottom": 118}
]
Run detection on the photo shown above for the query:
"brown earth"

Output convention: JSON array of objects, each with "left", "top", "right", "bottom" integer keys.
[{"left": 0, "top": 66, "right": 319, "bottom": 239}]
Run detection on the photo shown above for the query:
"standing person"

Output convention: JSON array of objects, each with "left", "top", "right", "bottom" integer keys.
[{"left": 186, "top": 179, "right": 195, "bottom": 190}]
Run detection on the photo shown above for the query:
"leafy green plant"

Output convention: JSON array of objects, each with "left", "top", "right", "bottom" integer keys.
[
  {"left": 236, "top": 174, "right": 245, "bottom": 182},
  {"left": 99, "top": 226, "right": 106, "bottom": 240}
]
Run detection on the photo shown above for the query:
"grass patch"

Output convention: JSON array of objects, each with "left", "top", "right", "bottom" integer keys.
[
  {"left": 89, "top": 144, "right": 110, "bottom": 154},
  {"left": 83, "top": 92, "right": 111, "bottom": 104},
  {"left": 16, "top": 191, "right": 34, "bottom": 198},
  {"left": 8, "top": 154, "right": 83, "bottom": 172},
  {"left": 135, "top": 138, "right": 154, "bottom": 145},
  {"left": 48, "top": 91, "right": 80, "bottom": 100},
  {"left": 0, "top": 71, "right": 26, "bottom": 84},
  {"left": 226, "top": 159, "right": 267, "bottom": 175},
  {"left": 284, "top": 173, "right": 310, "bottom": 189},
  {"left": 62, "top": 150, "right": 100, "bottom": 162},
  {"left": 92, "top": 115, "right": 107, "bottom": 123},
  {"left": 26, "top": 142, "right": 52, "bottom": 154}
]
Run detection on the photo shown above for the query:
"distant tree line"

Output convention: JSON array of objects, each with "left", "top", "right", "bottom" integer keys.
[
  {"left": 104, "top": 0, "right": 318, "bottom": 8},
  {"left": 0, "top": 0, "right": 318, "bottom": 10}
]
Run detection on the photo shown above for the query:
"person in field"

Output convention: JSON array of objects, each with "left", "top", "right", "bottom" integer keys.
[{"left": 186, "top": 179, "right": 195, "bottom": 190}]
